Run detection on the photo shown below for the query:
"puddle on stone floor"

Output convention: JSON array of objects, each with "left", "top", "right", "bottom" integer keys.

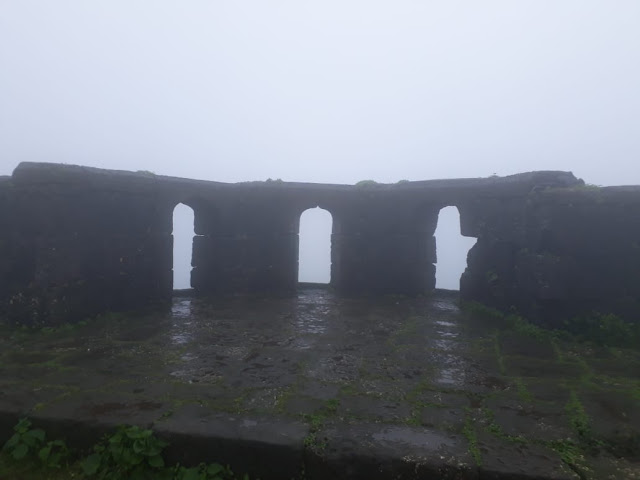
[
  {"left": 171, "top": 298, "right": 193, "bottom": 318},
  {"left": 170, "top": 299, "right": 197, "bottom": 347},
  {"left": 297, "top": 289, "right": 334, "bottom": 306},
  {"left": 2, "top": 289, "right": 638, "bottom": 478},
  {"left": 432, "top": 300, "right": 460, "bottom": 313},
  {"left": 171, "top": 332, "right": 192, "bottom": 345},
  {"left": 437, "top": 331, "right": 459, "bottom": 338},
  {"left": 436, "top": 367, "right": 464, "bottom": 386},
  {"left": 435, "top": 320, "right": 457, "bottom": 327},
  {"left": 432, "top": 339, "right": 456, "bottom": 351},
  {"left": 293, "top": 312, "right": 327, "bottom": 336}
]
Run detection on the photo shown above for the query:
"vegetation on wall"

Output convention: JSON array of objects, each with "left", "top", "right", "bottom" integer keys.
[
  {"left": 354, "top": 179, "right": 378, "bottom": 187},
  {"left": 464, "top": 301, "right": 640, "bottom": 349}
]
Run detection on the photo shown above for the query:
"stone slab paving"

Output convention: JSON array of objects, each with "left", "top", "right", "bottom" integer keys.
[{"left": 0, "top": 289, "right": 638, "bottom": 479}]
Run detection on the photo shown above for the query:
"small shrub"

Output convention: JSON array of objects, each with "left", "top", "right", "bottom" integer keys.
[
  {"left": 355, "top": 179, "right": 378, "bottom": 187},
  {"left": 507, "top": 314, "right": 548, "bottom": 341},
  {"left": 2, "top": 418, "right": 69, "bottom": 469},
  {"left": 464, "top": 302, "right": 505, "bottom": 321},
  {"left": 2, "top": 420, "right": 249, "bottom": 479},
  {"left": 37, "top": 439, "right": 69, "bottom": 469},
  {"left": 563, "top": 312, "right": 640, "bottom": 348},
  {"left": 2, "top": 418, "right": 46, "bottom": 461},
  {"left": 82, "top": 425, "right": 169, "bottom": 479}
]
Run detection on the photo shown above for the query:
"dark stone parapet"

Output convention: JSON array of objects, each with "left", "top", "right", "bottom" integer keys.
[{"left": 0, "top": 162, "right": 636, "bottom": 327}]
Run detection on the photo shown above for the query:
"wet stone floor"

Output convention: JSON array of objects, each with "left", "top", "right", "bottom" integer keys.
[{"left": 0, "top": 289, "right": 639, "bottom": 479}]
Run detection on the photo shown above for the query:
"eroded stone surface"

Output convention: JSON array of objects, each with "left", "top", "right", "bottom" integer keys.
[
  {"left": 4, "top": 162, "right": 640, "bottom": 330},
  {"left": 0, "top": 290, "right": 637, "bottom": 479}
]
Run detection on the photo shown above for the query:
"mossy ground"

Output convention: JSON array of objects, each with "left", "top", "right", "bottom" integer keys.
[{"left": 0, "top": 290, "right": 638, "bottom": 479}]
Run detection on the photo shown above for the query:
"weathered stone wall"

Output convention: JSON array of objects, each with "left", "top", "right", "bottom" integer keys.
[
  {"left": 187, "top": 187, "right": 301, "bottom": 295},
  {"left": 1, "top": 162, "right": 638, "bottom": 328},
  {"left": 457, "top": 183, "right": 640, "bottom": 326},
  {"left": 516, "top": 186, "right": 640, "bottom": 326},
  {"left": 2, "top": 164, "right": 173, "bottom": 325},
  {"left": 0, "top": 177, "right": 14, "bottom": 310}
]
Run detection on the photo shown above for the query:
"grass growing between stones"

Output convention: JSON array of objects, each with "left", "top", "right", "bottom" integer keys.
[
  {"left": 481, "top": 408, "right": 526, "bottom": 445},
  {"left": 513, "top": 377, "right": 533, "bottom": 404},
  {"left": 465, "top": 301, "right": 640, "bottom": 478},
  {"left": 464, "top": 301, "right": 640, "bottom": 350},
  {"left": 403, "top": 379, "right": 439, "bottom": 427},
  {"left": 539, "top": 392, "right": 599, "bottom": 478},
  {"left": 301, "top": 398, "right": 340, "bottom": 452},
  {"left": 565, "top": 391, "right": 592, "bottom": 440},
  {"left": 462, "top": 408, "right": 482, "bottom": 466},
  {"left": 2, "top": 292, "right": 639, "bottom": 479}
]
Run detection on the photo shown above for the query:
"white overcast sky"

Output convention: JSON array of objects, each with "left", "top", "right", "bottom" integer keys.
[
  {"left": 1, "top": 1, "right": 639, "bottom": 185},
  {"left": 1, "top": 1, "right": 639, "bottom": 288}
]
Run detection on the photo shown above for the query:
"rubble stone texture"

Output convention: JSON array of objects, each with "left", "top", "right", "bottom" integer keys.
[{"left": 1, "top": 162, "right": 639, "bottom": 327}]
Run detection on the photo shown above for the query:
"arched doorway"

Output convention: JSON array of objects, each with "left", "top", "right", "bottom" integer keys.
[
  {"left": 434, "top": 206, "right": 477, "bottom": 290},
  {"left": 298, "top": 207, "right": 333, "bottom": 284},
  {"left": 172, "top": 203, "right": 195, "bottom": 290}
]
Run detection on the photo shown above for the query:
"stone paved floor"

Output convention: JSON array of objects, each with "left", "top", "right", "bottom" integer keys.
[{"left": 0, "top": 289, "right": 638, "bottom": 479}]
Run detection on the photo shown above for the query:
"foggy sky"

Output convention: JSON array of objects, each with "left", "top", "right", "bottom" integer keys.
[{"left": 2, "top": 2, "right": 639, "bottom": 288}]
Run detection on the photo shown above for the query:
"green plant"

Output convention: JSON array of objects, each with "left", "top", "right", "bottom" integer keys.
[
  {"left": 82, "top": 425, "right": 169, "bottom": 479},
  {"left": 563, "top": 312, "right": 640, "bottom": 349},
  {"left": 464, "top": 301, "right": 504, "bottom": 321},
  {"left": 324, "top": 398, "right": 339, "bottom": 415},
  {"left": 466, "top": 301, "right": 640, "bottom": 351},
  {"left": 545, "top": 438, "right": 586, "bottom": 472},
  {"left": 303, "top": 412, "right": 328, "bottom": 451},
  {"left": 507, "top": 314, "right": 548, "bottom": 341},
  {"left": 302, "top": 398, "right": 340, "bottom": 451},
  {"left": 1, "top": 421, "right": 250, "bottom": 480},
  {"left": 38, "top": 439, "right": 69, "bottom": 470},
  {"left": 2, "top": 418, "right": 46, "bottom": 461},
  {"left": 1, "top": 418, "right": 69, "bottom": 469}
]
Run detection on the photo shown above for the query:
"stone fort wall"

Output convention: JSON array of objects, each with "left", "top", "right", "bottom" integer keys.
[{"left": 1, "top": 162, "right": 639, "bottom": 327}]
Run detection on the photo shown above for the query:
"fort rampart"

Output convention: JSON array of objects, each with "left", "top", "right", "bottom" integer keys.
[{"left": 2, "top": 162, "right": 639, "bottom": 327}]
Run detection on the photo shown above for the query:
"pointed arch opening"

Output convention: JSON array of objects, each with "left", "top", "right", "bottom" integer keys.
[
  {"left": 434, "top": 206, "right": 477, "bottom": 290},
  {"left": 172, "top": 203, "right": 195, "bottom": 290},
  {"left": 298, "top": 207, "right": 333, "bottom": 284}
]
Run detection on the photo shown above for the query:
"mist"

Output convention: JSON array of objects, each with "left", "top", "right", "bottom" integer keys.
[{"left": 2, "top": 1, "right": 639, "bottom": 288}]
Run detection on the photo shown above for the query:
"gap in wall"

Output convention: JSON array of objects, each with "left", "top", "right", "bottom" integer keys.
[
  {"left": 298, "top": 207, "right": 332, "bottom": 284},
  {"left": 434, "top": 206, "right": 477, "bottom": 290},
  {"left": 172, "top": 203, "right": 195, "bottom": 290}
]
